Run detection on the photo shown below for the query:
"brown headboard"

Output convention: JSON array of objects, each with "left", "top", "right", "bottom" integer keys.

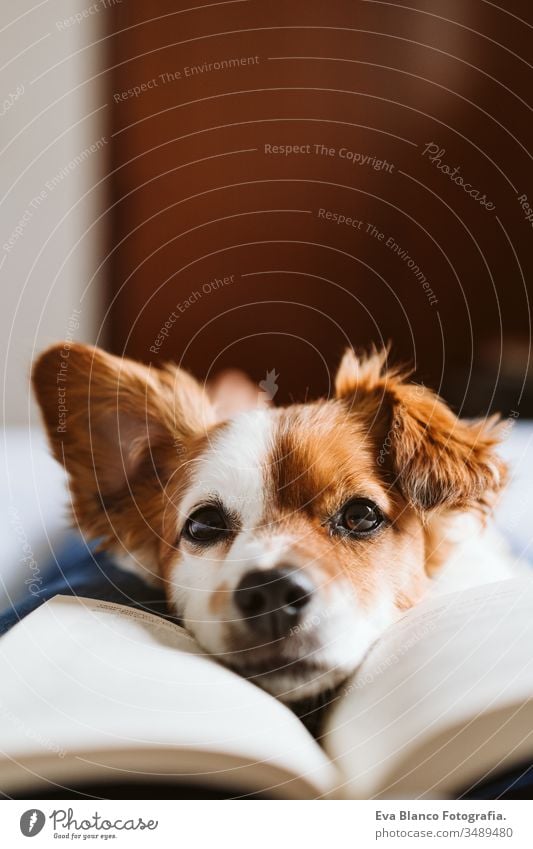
[{"left": 105, "top": 0, "right": 533, "bottom": 413}]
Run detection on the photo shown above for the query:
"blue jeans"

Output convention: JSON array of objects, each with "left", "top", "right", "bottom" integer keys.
[{"left": 0, "top": 534, "right": 174, "bottom": 636}]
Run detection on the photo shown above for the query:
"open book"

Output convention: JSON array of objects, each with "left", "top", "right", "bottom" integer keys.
[{"left": 0, "top": 577, "right": 532, "bottom": 799}]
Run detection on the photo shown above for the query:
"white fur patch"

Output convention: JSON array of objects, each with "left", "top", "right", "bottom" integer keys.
[
  {"left": 430, "top": 522, "right": 529, "bottom": 596},
  {"left": 176, "top": 408, "right": 273, "bottom": 531},
  {"left": 169, "top": 409, "right": 276, "bottom": 647}
]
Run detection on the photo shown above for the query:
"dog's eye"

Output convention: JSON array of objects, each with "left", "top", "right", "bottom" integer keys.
[
  {"left": 183, "top": 506, "right": 228, "bottom": 544},
  {"left": 335, "top": 498, "right": 385, "bottom": 537}
]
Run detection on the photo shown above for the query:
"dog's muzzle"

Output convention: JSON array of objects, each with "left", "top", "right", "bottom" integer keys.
[{"left": 233, "top": 565, "right": 315, "bottom": 640}]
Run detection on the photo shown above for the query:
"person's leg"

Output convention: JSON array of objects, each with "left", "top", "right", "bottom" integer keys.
[{"left": 0, "top": 535, "right": 171, "bottom": 636}]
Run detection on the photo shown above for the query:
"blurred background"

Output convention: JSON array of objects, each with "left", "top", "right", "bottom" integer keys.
[
  {"left": 2, "top": 0, "right": 533, "bottom": 421},
  {"left": 105, "top": 0, "right": 533, "bottom": 417},
  {"left": 1, "top": 0, "right": 532, "bottom": 604}
]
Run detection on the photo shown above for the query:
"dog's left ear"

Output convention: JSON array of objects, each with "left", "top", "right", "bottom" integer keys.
[{"left": 335, "top": 348, "right": 507, "bottom": 514}]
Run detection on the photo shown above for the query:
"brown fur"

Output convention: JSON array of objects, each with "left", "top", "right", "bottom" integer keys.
[
  {"left": 32, "top": 343, "right": 215, "bottom": 575},
  {"left": 32, "top": 343, "right": 507, "bottom": 622},
  {"left": 335, "top": 347, "right": 507, "bottom": 513},
  {"left": 209, "top": 582, "right": 231, "bottom": 614}
]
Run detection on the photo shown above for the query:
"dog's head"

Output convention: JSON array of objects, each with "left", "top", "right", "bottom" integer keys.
[{"left": 33, "top": 344, "right": 506, "bottom": 703}]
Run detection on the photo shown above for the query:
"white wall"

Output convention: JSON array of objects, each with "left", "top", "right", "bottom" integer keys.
[
  {"left": 0, "top": 1, "right": 108, "bottom": 605},
  {"left": 0, "top": 0, "right": 107, "bottom": 426}
]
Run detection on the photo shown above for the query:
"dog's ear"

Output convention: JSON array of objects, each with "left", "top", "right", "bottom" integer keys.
[
  {"left": 335, "top": 348, "right": 507, "bottom": 514},
  {"left": 32, "top": 343, "right": 214, "bottom": 550}
]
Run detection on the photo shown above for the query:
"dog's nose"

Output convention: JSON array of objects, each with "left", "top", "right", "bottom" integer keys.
[{"left": 234, "top": 566, "right": 314, "bottom": 639}]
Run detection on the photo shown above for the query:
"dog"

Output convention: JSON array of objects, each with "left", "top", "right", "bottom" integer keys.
[{"left": 32, "top": 343, "right": 515, "bottom": 705}]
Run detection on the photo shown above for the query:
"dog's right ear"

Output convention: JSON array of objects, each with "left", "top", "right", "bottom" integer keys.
[{"left": 32, "top": 343, "right": 214, "bottom": 546}]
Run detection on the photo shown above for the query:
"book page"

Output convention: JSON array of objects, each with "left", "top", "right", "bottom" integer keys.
[
  {"left": 322, "top": 577, "right": 533, "bottom": 798},
  {"left": 0, "top": 596, "right": 337, "bottom": 797}
]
